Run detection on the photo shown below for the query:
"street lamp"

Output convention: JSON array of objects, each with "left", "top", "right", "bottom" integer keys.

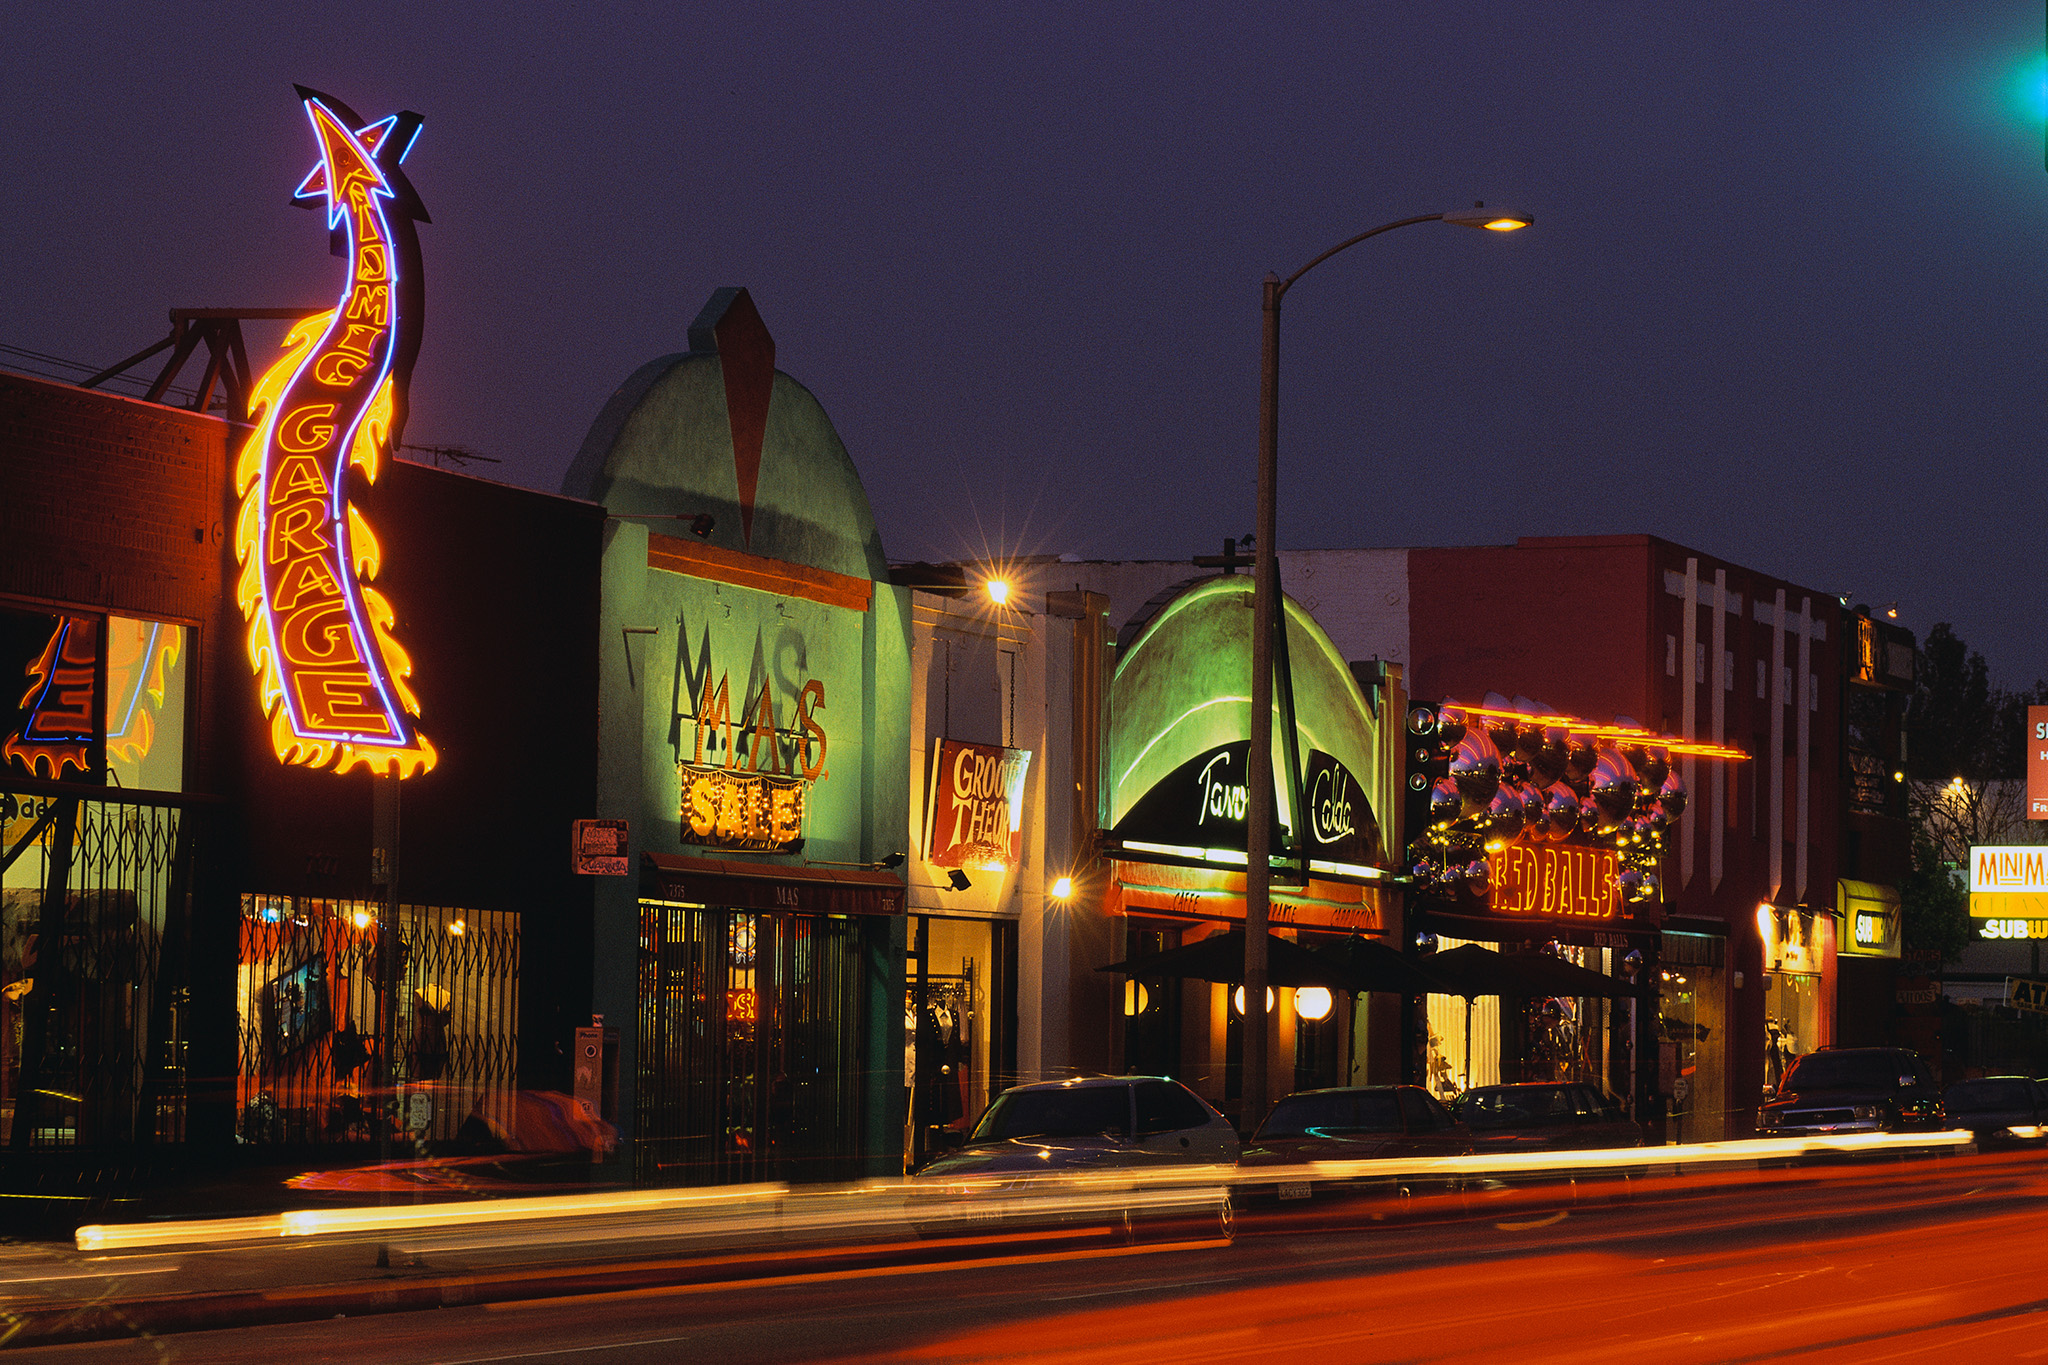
[{"left": 1240, "top": 202, "right": 1531, "bottom": 1132}]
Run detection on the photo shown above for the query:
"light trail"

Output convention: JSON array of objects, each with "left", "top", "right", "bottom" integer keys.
[{"left": 74, "top": 1129, "right": 1973, "bottom": 1256}]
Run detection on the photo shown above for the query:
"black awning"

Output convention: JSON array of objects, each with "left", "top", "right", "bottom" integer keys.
[
  {"left": 641, "top": 852, "right": 906, "bottom": 916},
  {"left": 1425, "top": 943, "right": 1639, "bottom": 999}
]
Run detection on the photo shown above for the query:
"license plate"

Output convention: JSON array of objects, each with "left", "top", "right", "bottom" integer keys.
[{"left": 1278, "top": 1181, "right": 1310, "bottom": 1200}]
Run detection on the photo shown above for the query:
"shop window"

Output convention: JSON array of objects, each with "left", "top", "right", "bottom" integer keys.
[
  {"left": 1661, "top": 956, "right": 1727, "bottom": 1143},
  {"left": 235, "top": 894, "right": 517, "bottom": 1147},
  {"left": 907, "top": 915, "right": 998, "bottom": 1169},
  {"left": 2, "top": 791, "right": 194, "bottom": 1146},
  {"left": 0, "top": 604, "right": 188, "bottom": 792},
  {"left": 1424, "top": 936, "right": 1500, "bottom": 1098},
  {"left": 1764, "top": 970, "right": 1824, "bottom": 1092},
  {"left": 1120, "top": 926, "right": 1181, "bottom": 1081}
]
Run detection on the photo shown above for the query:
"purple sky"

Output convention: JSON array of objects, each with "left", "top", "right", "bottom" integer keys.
[{"left": 8, "top": 3, "right": 2047, "bottom": 684}]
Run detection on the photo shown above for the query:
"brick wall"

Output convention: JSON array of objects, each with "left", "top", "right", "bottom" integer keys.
[{"left": 0, "top": 370, "right": 227, "bottom": 623}]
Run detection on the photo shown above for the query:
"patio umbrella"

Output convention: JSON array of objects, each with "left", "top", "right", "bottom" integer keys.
[
  {"left": 1098, "top": 929, "right": 1359, "bottom": 991},
  {"left": 1337, "top": 933, "right": 1457, "bottom": 996},
  {"left": 1425, "top": 943, "right": 1639, "bottom": 999}
]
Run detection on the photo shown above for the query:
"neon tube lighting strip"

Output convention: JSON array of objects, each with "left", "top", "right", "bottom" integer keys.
[{"left": 231, "top": 91, "right": 435, "bottom": 778}]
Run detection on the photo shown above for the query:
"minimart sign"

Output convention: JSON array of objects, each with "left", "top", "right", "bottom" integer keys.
[{"left": 1968, "top": 845, "right": 2048, "bottom": 940}]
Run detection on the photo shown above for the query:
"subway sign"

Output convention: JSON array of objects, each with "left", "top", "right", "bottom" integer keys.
[{"left": 1969, "top": 845, "right": 2048, "bottom": 939}]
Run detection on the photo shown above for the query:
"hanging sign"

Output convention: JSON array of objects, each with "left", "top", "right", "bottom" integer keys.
[
  {"left": 231, "top": 86, "right": 435, "bottom": 778},
  {"left": 924, "top": 738, "right": 1032, "bottom": 871}
]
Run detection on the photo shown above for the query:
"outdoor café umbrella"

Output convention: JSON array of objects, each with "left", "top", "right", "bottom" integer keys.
[
  {"left": 1425, "top": 943, "right": 1639, "bottom": 1000},
  {"left": 1098, "top": 928, "right": 1357, "bottom": 991},
  {"left": 1336, "top": 932, "right": 1457, "bottom": 996}
]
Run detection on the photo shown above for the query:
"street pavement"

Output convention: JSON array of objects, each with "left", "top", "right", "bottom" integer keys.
[{"left": 4, "top": 1147, "right": 2044, "bottom": 1360}]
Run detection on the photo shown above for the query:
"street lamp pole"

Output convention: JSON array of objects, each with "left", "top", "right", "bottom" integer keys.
[{"left": 1241, "top": 204, "right": 1530, "bottom": 1133}]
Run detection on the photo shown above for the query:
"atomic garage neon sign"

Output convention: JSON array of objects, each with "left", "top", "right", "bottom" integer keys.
[{"left": 232, "top": 86, "right": 436, "bottom": 777}]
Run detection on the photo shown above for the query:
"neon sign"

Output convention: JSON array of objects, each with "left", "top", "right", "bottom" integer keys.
[
  {"left": 231, "top": 86, "right": 436, "bottom": 778},
  {"left": 3, "top": 617, "right": 97, "bottom": 779}
]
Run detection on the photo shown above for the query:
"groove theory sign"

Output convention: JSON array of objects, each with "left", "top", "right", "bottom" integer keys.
[{"left": 232, "top": 86, "right": 436, "bottom": 777}]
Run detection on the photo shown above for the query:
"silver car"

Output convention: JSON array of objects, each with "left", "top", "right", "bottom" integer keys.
[{"left": 911, "top": 1076, "right": 1237, "bottom": 1239}]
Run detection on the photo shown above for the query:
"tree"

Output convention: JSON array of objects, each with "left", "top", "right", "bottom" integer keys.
[{"left": 1901, "top": 623, "right": 2048, "bottom": 961}]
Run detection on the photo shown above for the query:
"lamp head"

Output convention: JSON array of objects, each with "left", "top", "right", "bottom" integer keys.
[
  {"left": 880, "top": 852, "right": 905, "bottom": 869},
  {"left": 1441, "top": 201, "right": 1533, "bottom": 232},
  {"left": 947, "top": 868, "right": 972, "bottom": 891}
]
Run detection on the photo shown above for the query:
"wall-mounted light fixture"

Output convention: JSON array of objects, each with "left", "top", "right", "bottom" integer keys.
[
  {"left": 947, "top": 869, "right": 972, "bottom": 891},
  {"left": 1051, "top": 876, "right": 1073, "bottom": 899}
]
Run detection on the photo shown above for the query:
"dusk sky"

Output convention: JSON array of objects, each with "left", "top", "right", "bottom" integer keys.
[{"left": 8, "top": 4, "right": 2047, "bottom": 684}]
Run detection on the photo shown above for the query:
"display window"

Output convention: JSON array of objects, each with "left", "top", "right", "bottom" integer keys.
[
  {"left": 906, "top": 914, "right": 1010, "bottom": 1171},
  {"left": 1424, "top": 936, "right": 1502, "bottom": 1098},
  {"left": 234, "top": 894, "right": 517, "bottom": 1147},
  {"left": 0, "top": 604, "right": 188, "bottom": 793},
  {"left": 637, "top": 901, "right": 870, "bottom": 1186},
  {"left": 1660, "top": 949, "right": 1728, "bottom": 1142}
]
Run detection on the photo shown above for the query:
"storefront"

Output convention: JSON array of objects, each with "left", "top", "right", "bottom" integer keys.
[
  {"left": 3, "top": 602, "right": 199, "bottom": 1146},
  {"left": 1097, "top": 576, "right": 1401, "bottom": 1127},
  {"left": 566, "top": 288, "right": 912, "bottom": 1185},
  {"left": 1402, "top": 699, "right": 1747, "bottom": 1120},
  {"left": 1757, "top": 901, "right": 1835, "bottom": 1092}
]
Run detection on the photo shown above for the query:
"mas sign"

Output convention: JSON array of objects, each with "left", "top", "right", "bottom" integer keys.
[{"left": 232, "top": 87, "right": 435, "bottom": 778}]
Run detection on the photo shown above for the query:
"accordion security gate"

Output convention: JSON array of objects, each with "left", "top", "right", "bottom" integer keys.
[
  {"left": 636, "top": 903, "right": 868, "bottom": 1187},
  {"left": 2, "top": 785, "right": 196, "bottom": 1148},
  {"left": 235, "top": 896, "right": 518, "bottom": 1147}
]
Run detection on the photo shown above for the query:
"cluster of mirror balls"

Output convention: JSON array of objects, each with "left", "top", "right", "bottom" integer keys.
[{"left": 1408, "top": 701, "right": 1687, "bottom": 904}]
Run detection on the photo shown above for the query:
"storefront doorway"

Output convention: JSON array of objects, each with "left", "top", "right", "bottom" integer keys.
[
  {"left": 905, "top": 914, "right": 1013, "bottom": 1171},
  {"left": 636, "top": 903, "right": 869, "bottom": 1187}
]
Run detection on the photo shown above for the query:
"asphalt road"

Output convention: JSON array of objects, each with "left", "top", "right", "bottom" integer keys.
[{"left": 16, "top": 1150, "right": 2048, "bottom": 1363}]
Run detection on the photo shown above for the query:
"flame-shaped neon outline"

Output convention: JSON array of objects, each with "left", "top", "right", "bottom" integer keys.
[{"left": 231, "top": 96, "right": 435, "bottom": 779}]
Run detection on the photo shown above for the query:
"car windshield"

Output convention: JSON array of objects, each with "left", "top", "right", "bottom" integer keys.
[
  {"left": 1257, "top": 1091, "right": 1403, "bottom": 1139},
  {"left": 972, "top": 1086, "right": 1128, "bottom": 1141},
  {"left": 1945, "top": 1080, "right": 2034, "bottom": 1112},
  {"left": 1783, "top": 1053, "right": 1909, "bottom": 1091},
  {"left": 1461, "top": 1086, "right": 1575, "bottom": 1129}
]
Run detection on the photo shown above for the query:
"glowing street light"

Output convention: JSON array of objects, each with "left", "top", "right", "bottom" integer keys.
[{"left": 1242, "top": 200, "right": 1532, "bottom": 1129}]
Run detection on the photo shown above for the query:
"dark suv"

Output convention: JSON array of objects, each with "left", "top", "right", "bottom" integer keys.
[{"left": 1759, "top": 1047, "right": 1943, "bottom": 1137}]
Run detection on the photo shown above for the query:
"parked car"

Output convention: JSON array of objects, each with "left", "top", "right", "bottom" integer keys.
[
  {"left": 910, "top": 1076, "right": 1237, "bottom": 1240},
  {"left": 1237, "top": 1085, "right": 1471, "bottom": 1215},
  {"left": 1759, "top": 1047, "right": 1943, "bottom": 1137},
  {"left": 1942, "top": 1077, "right": 2048, "bottom": 1150},
  {"left": 1457, "top": 1082, "right": 1644, "bottom": 1153}
]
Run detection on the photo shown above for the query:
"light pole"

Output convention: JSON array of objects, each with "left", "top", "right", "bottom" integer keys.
[{"left": 1241, "top": 203, "right": 1531, "bottom": 1132}]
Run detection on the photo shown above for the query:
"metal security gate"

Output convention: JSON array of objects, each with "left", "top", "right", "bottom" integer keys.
[
  {"left": 635, "top": 903, "right": 867, "bottom": 1186},
  {"left": 234, "top": 895, "right": 518, "bottom": 1147},
  {"left": 2, "top": 783, "right": 198, "bottom": 1148}
]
